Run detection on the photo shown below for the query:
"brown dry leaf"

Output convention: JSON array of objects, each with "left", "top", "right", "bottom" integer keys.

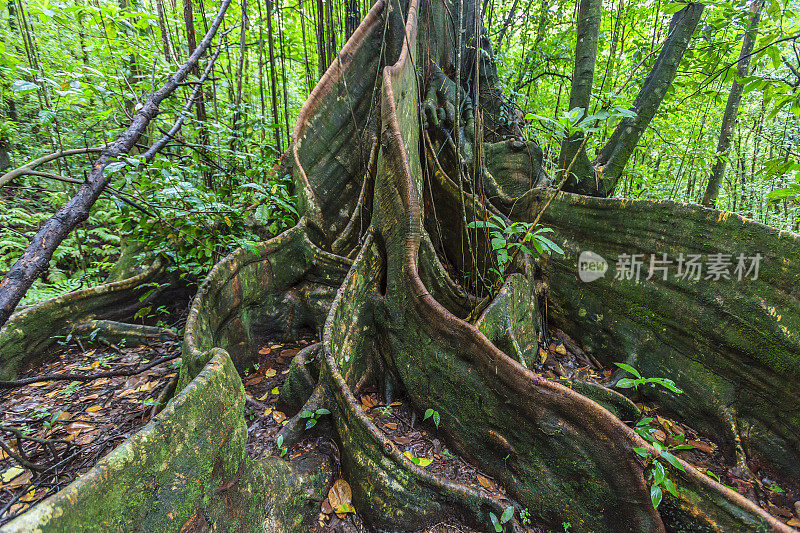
[
  {"left": 688, "top": 439, "right": 714, "bottom": 454},
  {"left": 393, "top": 436, "right": 412, "bottom": 445},
  {"left": 385, "top": 423, "right": 398, "bottom": 431},
  {"left": 75, "top": 431, "right": 99, "bottom": 446},
  {"left": 94, "top": 378, "right": 110, "bottom": 386},
  {"left": 258, "top": 346, "right": 271, "bottom": 355},
  {"left": 264, "top": 369, "right": 277, "bottom": 378},
  {"left": 272, "top": 410, "right": 286, "bottom": 424},
  {"left": 270, "top": 344, "right": 283, "bottom": 350},
  {"left": 245, "top": 376, "right": 263, "bottom": 386},
  {"left": 81, "top": 394, "right": 100, "bottom": 401},
  {"left": 136, "top": 381, "right": 156, "bottom": 393},
  {"left": 476, "top": 474, "right": 495, "bottom": 490},
  {"left": 653, "top": 430, "right": 667, "bottom": 442},
  {"left": 9, "top": 502, "right": 29, "bottom": 515},
  {"left": 328, "top": 479, "right": 352, "bottom": 510},
  {"left": 63, "top": 432, "right": 80, "bottom": 442},
  {"left": 85, "top": 405, "right": 103, "bottom": 413},
  {"left": 787, "top": 518, "right": 800, "bottom": 527},
  {"left": 27, "top": 381, "right": 53, "bottom": 388},
  {"left": 3, "top": 470, "right": 32, "bottom": 490},
  {"left": 65, "top": 421, "right": 94, "bottom": 435},
  {"left": 361, "top": 395, "right": 375, "bottom": 409},
  {"left": 554, "top": 343, "right": 567, "bottom": 356},
  {"left": 281, "top": 369, "right": 290, "bottom": 375},
  {"left": 321, "top": 499, "right": 333, "bottom": 514},
  {"left": 55, "top": 411, "right": 72, "bottom": 421},
  {"left": 19, "top": 487, "right": 36, "bottom": 502}
]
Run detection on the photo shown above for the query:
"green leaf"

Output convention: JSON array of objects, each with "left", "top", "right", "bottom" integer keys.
[
  {"left": 12, "top": 79, "right": 39, "bottom": 93},
  {"left": 651, "top": 461, "right": 666, "bottom": 486},
  {"left": 315, "top": 408, "right": 331, "bottom": 416},
  {"left": 424, "top": 408, "right": 434, "bottom": 421},
  {"left": 650, "top": 484, "right": 663, "bottom": 508},
  {"left": 659, "top": 451, "right": 685, "bottom": 472},
  {"left": 663, "top": 478, "right": 678, "bottom": 497},
  {"left": 615, "top": 378, "right": 637, "bottom": 389},
  {"left": 305, "top": 418, "right": 317, "bottom": 429},
  {"left": 613, "top": 362, "right": 642, "bottom": 378},
  {"left": 489, "top": 512, "right": 503, "bottom": 532},
  {"left": 500, "top": 505, "right": 515, "bottom": 524},
  {"left": 300, "top": 410, "right": 313, "bottom": 418},
  {"left": 633, "top": 447, "right": 649, "bottom": 458}
]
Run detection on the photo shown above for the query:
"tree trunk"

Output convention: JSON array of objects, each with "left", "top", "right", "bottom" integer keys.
[
  {"left": 557, "top": 0, "right": 601, "bottom": 191},
  {"left": 572, "top": 2, "right": 704, "bottom": 197},
  {"left": 701, "top": 0, "right": 763, "bottom": 207},
  {"left": 1, "top": 1, "right": 798, "bottom": 532}
]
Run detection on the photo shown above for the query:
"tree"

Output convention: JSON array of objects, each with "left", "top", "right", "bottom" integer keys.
[
  {"left": 1, "top": 0, "right": 798, "bottom": 531},
  {"left": 702, "top": 0, "right": 764, "bottom": 208}
]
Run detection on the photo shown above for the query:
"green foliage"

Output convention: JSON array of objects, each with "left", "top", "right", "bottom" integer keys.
[
  {"left": 423, "top": 408, "right": 440, "bottom": 427},
  {"left": 489, "top": 506, "right": 515, "bottom": 532},
  {"left": 299, "top": 407, "right": 331, "bottom": 429},
  {"left": 633, "top": 439, "right": 685, "bottom": 508},
  {"left": 613, "top": 362, "right": 683, "bottom": 394},
  {"left": 467, "top": 215, "right": 564, "bottom": 284}
]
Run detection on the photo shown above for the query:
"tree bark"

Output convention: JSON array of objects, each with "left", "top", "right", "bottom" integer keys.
[
  {"left": 584, "top": 2, "right": 704, "bottom": 197},
  {"left": 557, "top": 0, "right": 601, "bottom": 191},
  {"left": 701, "top": 0, "right": 763, "bottom": 207}
]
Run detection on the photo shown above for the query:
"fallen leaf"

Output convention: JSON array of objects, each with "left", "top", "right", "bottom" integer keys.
[
  {"left": 265, "top": 369, "right": 277, "bottom": 378},
  {"left": 1, "top": 466, "right": 25, "bottom": 483},
  {"left": 787, "top": 518, "right": 800, "bottom": 527},
  {"left": 3, "top": 470, "right": 32, "bottom": 489},
  {"left": 19, "top": 488, "right": 36, "bottom": 502},
  {"left": 56, "top": 411, "right": 72, "bottom": 421},
  {"left": 476, "top": 474, "right": 495, "bottom": 490},
  {"left": 538, "top": 347, "right": 548, "bottom": 364},
  {"left": 281, "top": 369, "right": 290, "bottom": 375},
  {"left": 257, "top": 391, "right": 271, "bottom": 401},
  {"left": 258, "top": 346, "right": 272, "bottom": 355},
  {"left": 272, "top": 410, "right": 286, "bottom": 424},
  {"left": 393, "top": 436, "right": 412, "bottom": 445},
  {"left": 653, "top": 430, "right": 666, "bottom": 442},
  {"left": 85, "top": 405, "right": 103, "bottom": 413},
  {"left": 554, "top": 343, "right": 567, "bottom": 356},
  {"left": 328, "top": 479, "right": 352, "bottom": 510},
  {"left": 245, "top": 376, "right": 263, "bottom": 386},
  {"left": 335, "top": 502, "right": 356, "bottom": 518},
  {"left": 65, "top": 421, "right": 94, "bottom": 435},
  {"left": 321, "top": 499, "right": 333, "bottom": 514},
  {"left": 27, "top": 381, "right": 53, "bottom": 388},
  {"left": 385, "top": 423, "right": 397, "bottom": 430},
  {"left": 75, "top": 431, "right": 98, "bottom": 445},
  {"left": 688, "top": 439, "right": 714, "bottom": 454},
  {"left": 271, "top": 387, "right": 280, "bottom": 395}
]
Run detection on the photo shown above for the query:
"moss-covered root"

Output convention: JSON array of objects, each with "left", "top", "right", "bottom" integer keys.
[
  {"left": 0, "top": 257, "right": 163, "bottom": 381},
  {"left": 73, "top": 319, "right": 178, "bottom": 346},
  {"left": 320, "top": 232, "right": 523, "bottom": 533}
]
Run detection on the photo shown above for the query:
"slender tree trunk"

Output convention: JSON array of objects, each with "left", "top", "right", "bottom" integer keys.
[
  {"left": 590, "top": 2, "right": 704, "bottom": 196},
  {"left": 230, "top": 0, "right": 249, "bottom": 161},
  {"left": 155, "top": 0, "right": 173, "bottom": 61},
  {"left": 557, "top": 0, "right": 601, "bottom": 188},
  {"left": 701, "top": 0, "right": 763, "bottom": 207},
  {"left": 493, "top": 0, "right": 520, "bottom": 51},
  {"left": 266, "top": 0, "right": 283, "bottom": 152},
  {"left": 315, "top": 0, "right": 327, "bottom": 77}
]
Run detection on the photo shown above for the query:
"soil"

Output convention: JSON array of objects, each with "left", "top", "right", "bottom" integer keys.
[{"left": 0, "top": 339, "right": 181, "bottom": 525}]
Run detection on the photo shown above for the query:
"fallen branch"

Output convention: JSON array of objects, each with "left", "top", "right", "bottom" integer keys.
[
  {"left": 0, "top": 147, "right": 102, "bottom": 188},
  {"left": 0, "top": 353, "right": 180, "bottom": 388},
  {"left": 0, "top": 0, "right": 233, "bottom": 328}
]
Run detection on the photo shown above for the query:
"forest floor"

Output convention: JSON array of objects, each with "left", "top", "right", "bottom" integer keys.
[
  {"left": 2, "top": 326, "right": 798, "bottom": 530},
  {"left": 0, "top": 340, "right": 180, "bottom": 525}
]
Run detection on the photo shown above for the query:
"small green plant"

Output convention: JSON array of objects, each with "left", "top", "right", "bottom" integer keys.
[
  {"left": 403, "top": 450, "right": 432, "bottom": 467},
  {"left": 59, "top": 381, "right": 82, "bottom": 397},
  {"left": 275, "top": 434, "right": 288, "bottom": 457},
  {"left": 300, "top": 407, "right": 331, "bottom": 429},
  {"left": 704, "top": 469, "right": 736, "bottom": 491},
  {"left": 489, "top": 506, "right": 515, "bottom": 532},
  {"left": 423, "top": 408, "right": 440, "bottom": 428},
  {"left": 467, "top": 216, "right": 564, "bottom": 284},
  {"left": 519, "top": 508, "right": 531, "bottom": 526},
  {"left": 613, "top": 363, "right": 683, "bottom": 394},
  {"left": 633, "top": 440, "right": 685, "bottom": 508},
  {"left": 562, "top": 522, "right": 572, "bottom": 532}
]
